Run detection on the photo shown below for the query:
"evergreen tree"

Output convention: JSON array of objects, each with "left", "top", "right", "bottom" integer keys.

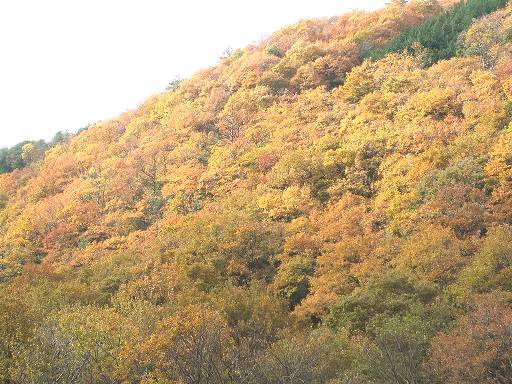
[{"left": 367, "top": 0, "right": 508, "bottom": 64}]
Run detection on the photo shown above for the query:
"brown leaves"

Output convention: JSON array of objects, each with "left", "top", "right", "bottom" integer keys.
[{"left": 426, "top": 294, "right": 512, "bottom": 384}]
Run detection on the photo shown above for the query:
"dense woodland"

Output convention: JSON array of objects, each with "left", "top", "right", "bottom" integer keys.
[
  {"left": 0, "top": 131, "right": 74, "bottom": 174},
  {"left": 1, "top": 0, "right": 512, "bottom": 382}
]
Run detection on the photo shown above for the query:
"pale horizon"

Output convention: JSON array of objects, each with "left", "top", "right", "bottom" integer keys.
[{"left": 0, "top": 0, "right": 387, "bottom": 148}]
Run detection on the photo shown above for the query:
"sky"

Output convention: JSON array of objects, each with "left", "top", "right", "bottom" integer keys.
[{"left": 0, "top": 0, "right": 387, "bottom": 148}]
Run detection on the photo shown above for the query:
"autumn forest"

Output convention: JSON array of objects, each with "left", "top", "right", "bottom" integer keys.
[{"left": 1, "top": 0, "right": 512, "bottom": 382}]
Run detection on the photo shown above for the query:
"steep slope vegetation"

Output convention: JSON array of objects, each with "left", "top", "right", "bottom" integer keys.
[
  {"left": 1, "top": 1, "right": 512, "bottom": 382},
  {"left": 369, "top": 0, "right": 508, "bottom": 63},
  {"left": 0, "top": 131, "right": 74, "bottom": 174}
]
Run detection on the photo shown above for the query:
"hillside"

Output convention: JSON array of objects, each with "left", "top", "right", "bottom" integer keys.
[{"left": 1, "top": 0, "right": 512, "bottom": 382}]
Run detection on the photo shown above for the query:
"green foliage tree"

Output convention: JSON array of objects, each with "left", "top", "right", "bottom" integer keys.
[{"left": 368, "top": 0, "right": 508, "bottom": 64}]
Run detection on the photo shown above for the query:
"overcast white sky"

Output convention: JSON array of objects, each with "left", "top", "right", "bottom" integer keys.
[{"left": 0, "top": 0, "right": 387, "bottom": 147}]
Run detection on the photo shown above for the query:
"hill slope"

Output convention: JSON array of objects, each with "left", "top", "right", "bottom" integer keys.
[{"left": 1, "top": 0, "right": 512, "bottom": 382}]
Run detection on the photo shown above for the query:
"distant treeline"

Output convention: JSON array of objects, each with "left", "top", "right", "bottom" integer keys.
[
  {"left": 0, "top": 131, "right": 75, "bottom": 174},
  {"left": 367, "top": 0, "right": 508, "bottom": 63}
]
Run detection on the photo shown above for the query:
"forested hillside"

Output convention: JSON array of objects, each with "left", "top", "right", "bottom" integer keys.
[
  {"left": 0, "top": 131, "right": 74, "bottom": 174},
  {"left": 1, "top": 0, "right": 512, "bottom": 382}
]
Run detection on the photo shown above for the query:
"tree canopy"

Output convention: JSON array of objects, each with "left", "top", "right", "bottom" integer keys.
[{"left": 1, "top": 1, "right": 512, "bottom": 382}]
